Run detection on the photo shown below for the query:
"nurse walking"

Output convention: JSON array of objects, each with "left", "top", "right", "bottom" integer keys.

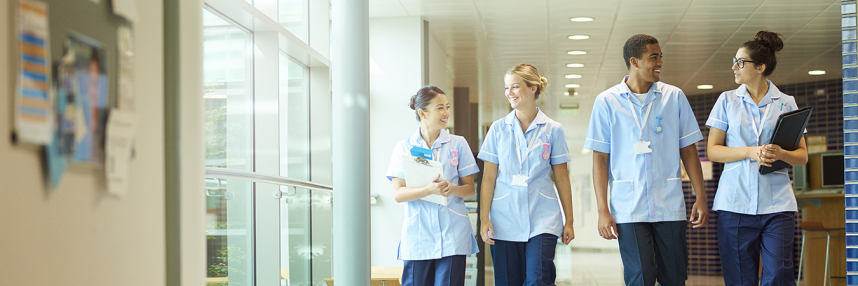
[
  {"left": 585, "top": 34, "right": 709, "bottom": 286},
  {"left": 478, "top": 64, "right": 575, "bottom": 286},
  {"left": 706, "top": 31, "right": 807, "bottom": 286},
  {"left": 386, "top": 86, "right": 480, "bottom": 286}
]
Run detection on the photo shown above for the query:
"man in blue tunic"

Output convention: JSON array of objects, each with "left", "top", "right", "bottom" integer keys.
[{"left": 584, "top": 34, "right": 710, "bottom": 286}]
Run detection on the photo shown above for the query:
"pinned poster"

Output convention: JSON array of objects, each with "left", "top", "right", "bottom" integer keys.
[
  {"left": 117, "top": 26, "right": 135, "bottom": 110},
  {"left": 14, "top": 0, "right": 53, "bottom": 145},
  {"left": 105, "top": 109, "right": 137, "bottom": 196},
  {"left": 63, "top": 33, "right": 109, "bottom": 165}
]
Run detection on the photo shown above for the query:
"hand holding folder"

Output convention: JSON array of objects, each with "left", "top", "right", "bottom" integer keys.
[
  {"left": 400, "top": 155, "right": 449, "bottom": 205},
  {"left": 759, "top": 107, "right": 812, "bottom": 174}
]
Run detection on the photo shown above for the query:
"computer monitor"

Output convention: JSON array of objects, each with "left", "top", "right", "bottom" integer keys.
[
  {"left": 820, "top": 153, "right": 844, "bottom": 187},
  {"left": 807, "top": 152, "right": 844, "bottom": 190},
  {"left": 792, "top": 165, "right": 807, "bottom": 191}
]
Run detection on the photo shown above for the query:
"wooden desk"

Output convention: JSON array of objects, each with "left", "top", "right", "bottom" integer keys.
[
  {"left": 324, "top": 267, "right": 403, "bottom": 286},
  {"left": 796, "top": 190, "right": 845, "bottom": 286}
]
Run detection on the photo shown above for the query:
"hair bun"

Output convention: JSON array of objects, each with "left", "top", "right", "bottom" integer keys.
[
  {"left": 754, "top": 31, "right": 783, "bottom": 52},
  {"left": 408, "top": 95, "right": 417, "bottom": 110}
]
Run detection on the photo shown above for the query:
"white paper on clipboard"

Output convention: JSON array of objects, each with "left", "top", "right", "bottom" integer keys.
[{"left": 400, "top": 155, "right": 448, "bottom": 206}]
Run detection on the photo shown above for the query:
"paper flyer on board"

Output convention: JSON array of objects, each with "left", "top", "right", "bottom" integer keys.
[
  {"left": 105, "top": 109, "right": 137, "bottom": 196},
  {"left": 15, "top": 0, "right": 53, "bottom": 145}
]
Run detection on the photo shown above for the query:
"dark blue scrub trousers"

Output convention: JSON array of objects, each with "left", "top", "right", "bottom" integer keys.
[
  {"left": 490, "top": 233, "right": 558, "bottom": 286},
  {"left": 402, "top": 255, "right": 466, "bottom": 286},
  {"left": 717, "top": 210, "right": 796, "bottom": 286},
  {"left": 617, "top": 221, "right": 688, "bottom": 286}
]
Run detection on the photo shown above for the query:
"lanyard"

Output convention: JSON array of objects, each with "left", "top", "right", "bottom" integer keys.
[
  {"left": 625, "top": 96, "right": 653, "bottom": 141},
  {"left": 745, "top": 101, "right": 772, "bottom": 144},
  {"left": 513, "top": 124, "right": 541, "bottom": 174}
]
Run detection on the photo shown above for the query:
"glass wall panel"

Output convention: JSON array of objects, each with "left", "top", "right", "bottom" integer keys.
[
  {"left": 279, "top": 54, "right": 313, "bottom": 286},
  {"left": 204, "top": 8, "right": 255, "bottom": 286},
  {"left": 279, "top": 0, "right": 309, "bottom": 43}
]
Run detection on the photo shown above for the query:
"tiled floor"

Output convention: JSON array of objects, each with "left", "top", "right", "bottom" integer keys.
[{"left": 485, "top": 245, "right": 726, "bottom": 286}]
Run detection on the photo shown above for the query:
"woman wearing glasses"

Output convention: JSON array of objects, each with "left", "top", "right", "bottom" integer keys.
[{"left": 705, "top": 31, "right": 808, "bottom": 286}]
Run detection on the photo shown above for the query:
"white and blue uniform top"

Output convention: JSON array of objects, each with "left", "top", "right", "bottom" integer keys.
[
  {"left": 706, "top": 80, "right": 800, "bottom": 215},
  {"left": 584, "top": 76, "right": 704, "bottom": 224},
  {"left": 386, "top": 128, "right": 480, "bottom": 261},
  {"left": 477, "top": 108, "right": 572, "bottom": 242}
]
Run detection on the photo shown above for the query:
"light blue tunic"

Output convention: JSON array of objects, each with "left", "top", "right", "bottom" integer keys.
[
  {"left": 706, "top": 81, "right": 800, "bottom": 215},
  {"left": 386, "top": 128, "right": 480, "bottom": 260},
  {"left": 584, "top": 76, "right": 704, "bottom": 224},
  {"left": 477, "top": 108, "right": 572, "bottom": 242}
]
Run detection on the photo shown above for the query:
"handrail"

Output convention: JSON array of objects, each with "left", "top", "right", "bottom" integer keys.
[{"left": 205, "top": 168, "right": 333, "bottom": 193}]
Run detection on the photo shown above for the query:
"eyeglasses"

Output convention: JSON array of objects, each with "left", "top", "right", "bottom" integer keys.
[{"left": 732, "top": 58, "right": 755, "bottom": 69}]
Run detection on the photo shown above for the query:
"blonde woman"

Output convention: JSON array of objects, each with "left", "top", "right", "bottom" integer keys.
[{"left": 478, "top": 64, "right": 575, "bottom": 285}]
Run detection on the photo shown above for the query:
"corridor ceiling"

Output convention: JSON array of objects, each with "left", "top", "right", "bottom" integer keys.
[{"left": 369, "top": 0, "right": 843, "bottom": 153}]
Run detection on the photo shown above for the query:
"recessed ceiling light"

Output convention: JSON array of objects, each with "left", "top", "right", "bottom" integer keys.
[
  {"left": 567, "top": 51, "right": 587, "bottom": 55},
  {"left": 563, "top": 92, "right": 570, "bottom": 96},
  {"left": 567, "top": 63, "right": 585, "bottom": 68},
  {"left": 808, "top": 70, "right": 826, "bottom": 75},
  {"left": 565, "top": 84, "right": 580, "bottom": 88},
  {"left": 568, "top": 35, "right": 590, "bottom": 40},
  {"left": 697, "top": 85, "right": 713, "bottom": 90},
  {"left": 570, "top": 17, "right": 594, "bottom": 22},
  {"left": 565, "top": 74, "right": 582, "bottom": 79}
]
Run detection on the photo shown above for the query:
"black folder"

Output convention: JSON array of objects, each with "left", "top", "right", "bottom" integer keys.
[{"left": 759, "top": 107, "right": 813, "bottom": 175}]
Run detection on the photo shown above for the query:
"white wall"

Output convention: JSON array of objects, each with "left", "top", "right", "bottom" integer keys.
[
  {"left": 428, "top": 32, "right": 454, "bottom": 128},
  {"left": 369, "top": 16, "right": 424, "bottom": 267},
  {"left": 369, "top": 16, "right": 458, "bottom": 267},
  {"left": 0, "top": 1, "right": 173, "bottom": 285}
]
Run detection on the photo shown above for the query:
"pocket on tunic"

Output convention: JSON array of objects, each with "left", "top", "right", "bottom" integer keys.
[
  {"left": 609, "top": 180, "right": 635, "bottom": 214},
  {"left": 539, "top": 189, "right": 558, "bottom": 200},
  {"left": 664, "top": 178, "right": 685, "bottom": 211}
]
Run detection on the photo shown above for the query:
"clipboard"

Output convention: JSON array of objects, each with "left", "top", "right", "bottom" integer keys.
[
  {"left": 400, "top": 155, "right": 448, "bottom": 205},
  {"left": 759, "top": 107, "right": 812, "bottom": 175}
]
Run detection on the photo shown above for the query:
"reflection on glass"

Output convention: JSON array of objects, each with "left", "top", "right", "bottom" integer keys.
[
  {"left": 204, "top": 8, "right": 254, "bottom": 286},
  {"left": 279, "top": 54, "right": 316, "bottom": 285},
  {"left": 203, "top": 9, "right": 252, "bottom": 171},
  {"left": 279, "top": 0, "right": 308, "bottom": 43}
]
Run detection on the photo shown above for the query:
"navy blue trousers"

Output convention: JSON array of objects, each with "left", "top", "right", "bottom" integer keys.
[
  {"left": 718, "top": 210, "right": 796, "bottom": 286},
  {"left": 617, "top": 221, "right": 688, "bottom": 286},
  {"left": 490, "top": 233, "right": 558, "bottom": 286},
  {"left": 401, "top": 255, "right": 466, "bottom": 286}
]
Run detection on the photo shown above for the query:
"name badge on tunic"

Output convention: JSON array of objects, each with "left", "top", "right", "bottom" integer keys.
[
  {"left": 511, "top": 174, "right": 529, "bottom": 187},
  {"left": 633, "top": 140, "right": 652, "bottom": 155}
]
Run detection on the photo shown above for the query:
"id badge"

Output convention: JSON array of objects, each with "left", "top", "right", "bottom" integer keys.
[
  {"left": 511, "top": 174, "right": 529, "bottom": 187},
  {"left": 633, "top": 140, "right": 652, "bottom": 155}
]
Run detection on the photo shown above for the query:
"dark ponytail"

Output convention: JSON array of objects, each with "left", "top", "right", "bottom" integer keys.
[
  {"left": 741, "top": 31, "right": 784, "bottom": 77},
  {"left": 409, "top": 86, "right": 445, "bottom": 121}
]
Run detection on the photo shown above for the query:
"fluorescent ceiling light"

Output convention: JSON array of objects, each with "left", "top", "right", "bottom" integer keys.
[
  {"left": 567, "top": 51, "right": 587, "bottom": 55},
  {"left": 563, "top": 92, "right": 570, "bottom": 96},
  {"left": 565, "top": 74, "right": 582, "bottom": 79},
  {"left": 697, "top": 85, "right": 713, "bottom": 90},
  {"left": 568, "top": 35, "right": 590, "bottom": 40},
  {"left": 567, "top": 63, "right": 584, "bottom": 68},
  {"left": 565, "top": 84, "right": 580, "bottom": 88},
  {"left": 808, "top": 70, "right": 826, "bottom": 75},
  {"left": 570, "top": 17, "right": 594, "bottom": 22}
]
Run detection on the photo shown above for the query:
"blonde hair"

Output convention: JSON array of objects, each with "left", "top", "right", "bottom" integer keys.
[{"left": 506, "top": 63, "right": 548, "bottom": 99}]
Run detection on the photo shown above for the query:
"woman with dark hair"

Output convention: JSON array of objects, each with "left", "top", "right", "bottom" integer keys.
[
  {"left": 478, "top": 64, "right": 575, "bottom": 285},
  {"left": 706, "top": 31, "right": 808, "bottom": 286},
  {"left": 385, "top": 86, "right": 479, "bottom": 286}
]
